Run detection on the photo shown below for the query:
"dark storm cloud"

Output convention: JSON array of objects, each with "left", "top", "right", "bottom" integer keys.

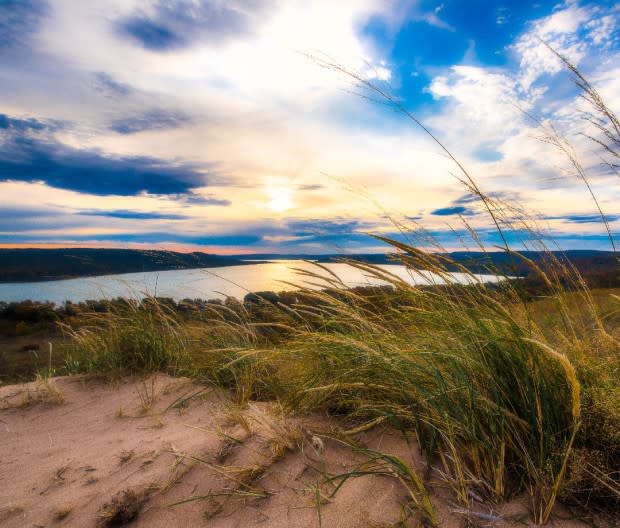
[
  {"left": 286, "top": 218, "right": 378, "bottom": 237},
  {"left": 0, "top": 112, "right": 213, "bottom": 196},
  {"left": 109, "top": 109, "right": 191, "bottom": 134},
  {"left": 297, "top": 184, "right": 324, "bottom": 191},
  {"left": 0, "top": 206, "right": 189, "bottom": 232},
  {"left": 92, "top": 72, "right": 134, "bottom": 98},
  {"left": 119, "top": 17, "right": 182, "bottom": 51},
  {"left": 429, "top": 191, "right": 527, "bottom": 217},
  {"left": 0, "top": 206, "right": 43, "bottom": 218},
  {"left": 0, "top": 228, "right": 613, "bottom": 251},
  {"left": 493, "top": 161, "right": 569, "bottom": 190},
  {"left": 453, "top": 191, "right": 524, "bottom": 206},
  {"left": 177, "top": 192, "right": 232, "bottom": 206},
  {"left": 430, "top": 205, "right": 473, "bottom": 216},
  {"left": 77, "top": 210, "right": 191, "bottom": 220},
  {"left": 453, "top": 193, "right": 479, "bottom": 205},
  {"left": 117, "top": 0, "right": 272, "bottom": 51},
  {"left": 0, "top": 206, "right": 89, "bottom": 232},
  {"left": 0, "top": 0, "right": 48, "bottom": 52},
  {"left": 430, "top": 194, "right": 479, "bottom": 217},
  {"left": 0, "top": 136, "right": 210, "bottom": 195},
  {"left": 0, "top": 206, "right": 60, "bottom": 222},
  {"left": 44, "top": 232, "right": 263, "bottom": 246},
  {"left": 0, "top": 113, "right": 63, "bottom": 133},
  {"left": 545, "top": 213, "right": 620, "bottom": 224}
]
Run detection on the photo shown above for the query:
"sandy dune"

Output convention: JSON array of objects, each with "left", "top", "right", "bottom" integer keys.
[{"left": 0, "top": 375, "right": 608, "bottom": 527}]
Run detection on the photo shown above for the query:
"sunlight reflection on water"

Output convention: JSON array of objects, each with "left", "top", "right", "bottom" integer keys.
[{"left": 0, "top": 261, "right": 504, "bottom": 305}]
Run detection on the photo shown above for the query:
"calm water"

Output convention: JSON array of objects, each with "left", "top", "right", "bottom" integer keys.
[{"left": 0, "top": 261, "right": 503, "bottom": 305}]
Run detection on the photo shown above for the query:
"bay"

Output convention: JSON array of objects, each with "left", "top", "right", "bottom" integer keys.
[{"left": 0, "top": 260, "right": 504, "bottom": 305}]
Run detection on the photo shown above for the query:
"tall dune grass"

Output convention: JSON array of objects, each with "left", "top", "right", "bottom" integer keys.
[
  {"left": 63, "top": 298, "right": 189, "bottom": 379},
  {"left": 212, "top": 252, "right": 615, "bottom": 522},
  {"left": 63, "top": 50, "right": 619, "bottom": 523},
  {"left": 198, "top": 52, "right": 618, "bottom": 523}
]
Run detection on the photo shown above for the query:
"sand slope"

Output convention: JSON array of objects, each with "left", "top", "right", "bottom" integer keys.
[{"left": 0, "top": 375, "right": 607, "bottom": 527}]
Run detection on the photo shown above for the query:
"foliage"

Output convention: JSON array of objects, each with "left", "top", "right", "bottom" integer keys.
[{"left": 63, "top": 298, "right": 189, "bottom": 379}]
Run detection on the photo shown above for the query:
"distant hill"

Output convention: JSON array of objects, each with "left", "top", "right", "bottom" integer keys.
[
  {"left": 0, "top": 248, "right": 616, "bottom": 287},
  {"left": 243, "top": 250, "right": 619, "bottom": 289},
  {"left": 0, "top": 248, "right": 250, "bottom": 283},
  {"left": 437, "top": 250, "right": 618, "bottom": 289}
]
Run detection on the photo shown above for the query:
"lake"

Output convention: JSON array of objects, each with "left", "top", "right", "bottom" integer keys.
[{"left": 0, "top": 260, "right": 504, "bottom": 305}]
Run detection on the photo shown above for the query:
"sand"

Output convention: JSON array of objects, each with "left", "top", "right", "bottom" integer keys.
[{"left": 0, "top": 375, "right": 609, "bottom": 527}]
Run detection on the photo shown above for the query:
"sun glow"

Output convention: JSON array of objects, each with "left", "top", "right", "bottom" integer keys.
[{"left": 268, "top": 188, "right": 293, "bottom": 213}]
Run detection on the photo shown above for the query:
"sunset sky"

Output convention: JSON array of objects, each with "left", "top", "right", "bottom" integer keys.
[{"left": 0, "top": 0, "right": 618, "bottom": 254}]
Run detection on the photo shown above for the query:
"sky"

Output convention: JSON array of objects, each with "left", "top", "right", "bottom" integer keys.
[{"left": 0, "top": 0, "right": 619, "bottom": 254}]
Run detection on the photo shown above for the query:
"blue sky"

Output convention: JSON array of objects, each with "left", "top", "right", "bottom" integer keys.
[{"left": 0, "top": 0, "right": 618, "bottom": 253}]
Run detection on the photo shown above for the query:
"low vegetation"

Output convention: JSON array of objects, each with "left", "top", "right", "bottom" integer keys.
[
  {"left": 62, "top": 298, "right": 190, "bottom": 378},
  {"left": 1, "top": 54, "right": 618, "bottom": 526}
]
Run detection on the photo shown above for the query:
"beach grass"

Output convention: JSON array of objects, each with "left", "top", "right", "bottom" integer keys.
[{"left": 43, "top": 51, "right": 620, "bottom": 524}]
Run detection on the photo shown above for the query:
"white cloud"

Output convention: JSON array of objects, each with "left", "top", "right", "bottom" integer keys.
[
  {"left": 427, "top": 65, "right": 531, "bottom": 155},
  {"left": 365, "top": 63, "right": 392, "bottom": 81},
  {"left": 510, "top": 1, "right": 619, "bottom": 91},
  {"left": 1, "top": 0, "right": 619, "bottom": 251},
  {"left": 418, "top": 1, "right": 620, "bottom": 240},
  {"left": 585, "top": 13, "right": 618, "bottom": 47}
]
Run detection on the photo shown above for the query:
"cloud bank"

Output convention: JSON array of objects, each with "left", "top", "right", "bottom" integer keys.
[{"left": 0, "top": 0, "right": 618, "bottom": 252}]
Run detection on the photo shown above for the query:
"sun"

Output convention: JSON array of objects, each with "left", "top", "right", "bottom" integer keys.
[{"left": 268, "top": 188, "right": 293, "bottom": 213}]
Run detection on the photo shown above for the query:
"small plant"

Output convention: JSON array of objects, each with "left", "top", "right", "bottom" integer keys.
[
  {"left": 9, "top": 368, "right": 65, "bottom": 408},
  {"left": 118, "top": 450, "right": 134, "bottom": 465},
  {"left": 136, "top": 378, "right": 157, "bottom": 414},
  {"left": 35, "top": 342, "right": 56, "bottom": 381},
  {"left": 168, "top": 448, "right": 272, "bottom": 500},
  {"left": 33, "top": 372, "right": 64, "bottom": 405},
  {"left": 53, "top": 504, "right": 73, "bottom": 521},
  {"left": 63, "top": 354, "right": 82, "bottom": 375},
  {"left": 97, "top": 488, "right": 150, "bottom": 527},
  {"left": 325, "top": 447, "right": 438, "bottom": 527}
]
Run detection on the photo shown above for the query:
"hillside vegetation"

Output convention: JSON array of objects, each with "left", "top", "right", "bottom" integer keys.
[
  {"left": 1, "top": 248, "right": 617, "bottom": 288},
  {"left": 0, "top": 248, "right": 249, "bottom": 282}
]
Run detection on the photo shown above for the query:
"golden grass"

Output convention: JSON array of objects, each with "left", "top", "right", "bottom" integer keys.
[{"left": 56, "top": 48, "right": 619, "bottom": 525}]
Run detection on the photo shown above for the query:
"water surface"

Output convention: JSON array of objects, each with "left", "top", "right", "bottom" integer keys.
[{"left": 0, "top": 261, "right": 502, "bottom": 305}]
